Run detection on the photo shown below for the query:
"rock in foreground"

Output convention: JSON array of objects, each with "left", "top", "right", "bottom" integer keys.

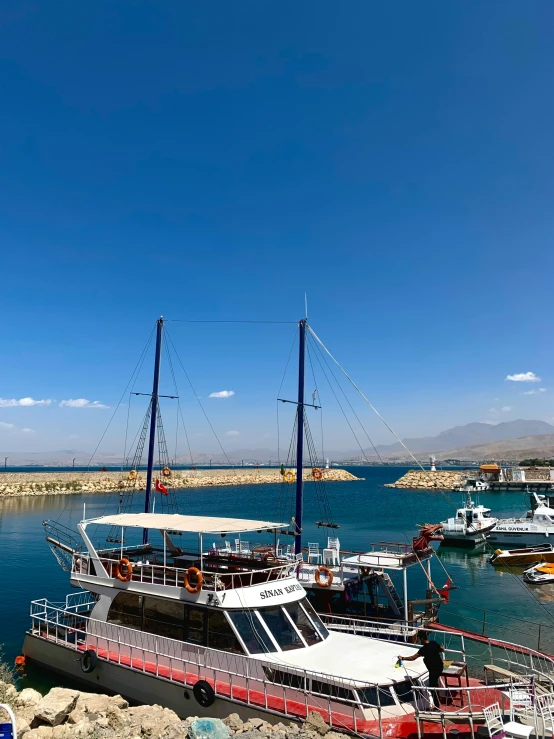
[{"left": 0, "top": 682, "right": 352, "bottom": 739}]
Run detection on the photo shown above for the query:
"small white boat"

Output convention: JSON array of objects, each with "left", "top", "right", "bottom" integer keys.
[
  {"left": 453, "top": 478, "right": 490, "bottom": 493},
  {"left": 523, "top": 561, "right": 554, "bottom": 584},
  {"left": 438, "top": 492, "right": 498, "bottom": 545}
]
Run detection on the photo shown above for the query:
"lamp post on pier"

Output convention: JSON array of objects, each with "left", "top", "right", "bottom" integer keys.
[{"left": 4, "top": 457, "right": 7, "bottom": 472}]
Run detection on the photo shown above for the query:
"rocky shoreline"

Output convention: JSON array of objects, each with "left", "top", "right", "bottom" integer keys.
[
  {"left": 384, "top": 470, "right": 465, "bottom": 490},
  {"left": 0, "top": 681, "right": 350, "bottom": 739},
  {"left": 0, "top": 468, "right": 361, "bottom": 498}
]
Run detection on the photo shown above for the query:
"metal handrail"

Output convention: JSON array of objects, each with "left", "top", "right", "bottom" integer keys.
[{"left": 72, "top": 553, "right": 296, "bottom": 591}]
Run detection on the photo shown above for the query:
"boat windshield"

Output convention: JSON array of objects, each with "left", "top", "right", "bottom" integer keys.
[
  {"left": 227, "top": 610, "right": 275, "bottom": 655},
  {"left": 257, "top": 598, "right": 330, "bottom": 651}
]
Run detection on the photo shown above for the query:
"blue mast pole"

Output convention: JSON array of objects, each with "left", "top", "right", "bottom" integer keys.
[
  {"left": 143, "top": 316, "right": 163, "bottom": 545},
  {"left": 294, "top": 318, "right": 307, "bottom": 555}
]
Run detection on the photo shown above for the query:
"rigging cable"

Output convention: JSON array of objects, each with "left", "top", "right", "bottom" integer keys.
[
  {"left": 308, "top": 334, "right": 385, "bottom": 465},
  {"left": 165, "top": 328, "right": 239, "bottom": 474},
  {"left": 86, "top": 324, "right": 156, "bottom": 470},
  {"left": 307, "top": 325, "right": 424, "bottom": 471}
]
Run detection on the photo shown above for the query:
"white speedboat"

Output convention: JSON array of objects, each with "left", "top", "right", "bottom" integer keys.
[
  {"left": 438, "top": 493, "right": 497, "bottom": 545},
  {"left": 488, "top": 493, "right": 554, "bottom": 547},
  {"left": 523, "top": 561, "right": 554, "bottom": 584}
]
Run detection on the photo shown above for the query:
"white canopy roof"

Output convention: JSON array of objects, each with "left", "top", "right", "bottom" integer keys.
[{"left": 83, "top": 512, "right": 287, "bottom": 535}]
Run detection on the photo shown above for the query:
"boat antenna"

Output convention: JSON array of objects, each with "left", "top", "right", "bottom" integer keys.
[
  {"left": 295, "top": 318, "right": 307, "bottom": 555},
  {"left": 304, "top": 293, "right": 308, "bottom": 321},
  {"left": 143, "top": 316, "right": 164, "bottom": 544}
]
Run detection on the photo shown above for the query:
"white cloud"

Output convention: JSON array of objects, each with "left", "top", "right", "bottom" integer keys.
[
  {"left": 501, "top": 406, "right": 512, "bottom": 412},
  {"left": 0, "top": 422, "right": 14, "bottom": 429},
  {"left": 488, "top": 407, "right": 498, "bottom": 413},
  {"left": 59, "top": 399, "right": 109, "bottom": 409},
  {"left": 21, "top": 427, "right": 35, "bottom": 434},
  {"left": 209, "top": 390, "right": 235, "bottom": 399},
  {"left": 0, "top": 397, "right": 51, "bottom": 407},
  {"left": 523, "top": 388, "right": 547, "bottom": 395},
  {"left": 506, "top": 372, "right": 541, "bottom": 383},
  {"left": 225, "top": 430, "right": 239, "bottom": 436}
]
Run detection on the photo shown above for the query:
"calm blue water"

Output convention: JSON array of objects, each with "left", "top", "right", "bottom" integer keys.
[{"left": 2, "top": 466, "right": 554, "bottom": 689}]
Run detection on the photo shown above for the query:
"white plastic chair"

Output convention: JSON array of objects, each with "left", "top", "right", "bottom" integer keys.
[
  {"left": 323, "top": 548, "right": 339, "bottom": 566},
  {"left": 327, "top": 536, "right": 340, "bottom": 552},
  {"left": 483, "top": 702, "right": 533, "bottom": 739},
  {"left": 308, "top": 543, "right": 321, "bottom": 564},
  {"left": 536, "top": 692, "right": 554, "bottom": 739},
  {"left": 234, "top": 539, "right": 241, "bottom": 553},
  {"left": 223, "top": 540, "right": 232, "bottom": 552},
  {"left": 239, "top": 540, "right": 250, "bottom": 555}
]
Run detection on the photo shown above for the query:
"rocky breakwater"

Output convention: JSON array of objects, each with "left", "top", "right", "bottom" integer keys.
[
  {"left": 385, "top": 470, "right": 465, "bottom": 490},
  {"left": 0, "top": 468, "right": 360, "bottom": 498},
  {"left": 0, "top": 680, "right": 351, "bottom": 739}
]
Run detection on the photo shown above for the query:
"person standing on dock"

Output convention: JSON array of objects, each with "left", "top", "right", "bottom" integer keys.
[{"left": 398, "top": 631, "right": 444, "bottom": 689}]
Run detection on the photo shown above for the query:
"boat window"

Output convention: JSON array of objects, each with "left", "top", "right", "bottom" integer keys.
[
  {"left": 391, "top": 680, "right": 413, "bottom": 703},
  {"left": 357, "top": 686, "right": 396, "bottom": 707},
  {"left": 283, "top": 602, "right": 322, "bottom": 646},
  {"left": 311, "top": 679, "right": 355, "bottom": 703},
  {"left": 227, "top": 610, "right": 275, "bottom": 654},
  {"left": 207, "top": 610, "right": 243, "bottom": 653},
  {"left": 263, "top": 667, "right": 306, "bottom": 690},
  {"left": 107, "top": 592, "right": 143, "bottom": 629},
  {"left": 185, "top": 606, "right": 205, "bottom": 644},
  {"left": 143, "top": 597, "right": 184, "bottom": 641},
  {"left": 258, "top": 607, "right": 304, "bottom": 651},
  {"left": 300, "top": 599, "right": 330, "bottom": 640}
]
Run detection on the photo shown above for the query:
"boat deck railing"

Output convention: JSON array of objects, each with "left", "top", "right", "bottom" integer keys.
[{"left": 72, "top": 552, "right": 297, "bottom": 591}]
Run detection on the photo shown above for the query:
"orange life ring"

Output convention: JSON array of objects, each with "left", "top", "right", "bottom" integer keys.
[
  {"left": 360, "top": 566, "right": 371, "bottom": 576},
  {"left": 284, "top": 470, "right": 295, "bottom": 483},
  {"left": 128, "top": 470, "right": 137, "bottom": 481},
  {"left": 312, "top": 468, "right": 323, "bottom": 480},
  {"left": 315, "top": 566, "right": 334, "bottom": 588},
  {"left": 116, "top": 558, "right": 133, "bottom": 582},
  {"left": 162, "top": 466, "right": 172, "bottom": 478},
  {"left": 184, "top": 567, "right": 203, "bottom": 594}
]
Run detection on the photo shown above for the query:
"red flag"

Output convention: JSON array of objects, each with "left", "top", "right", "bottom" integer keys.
[
  {"left": 439, "top": 579, "right": 451, "bottom": 604},
  {"left": 155, "top": 478, "right": 168, "bottom": 495}
]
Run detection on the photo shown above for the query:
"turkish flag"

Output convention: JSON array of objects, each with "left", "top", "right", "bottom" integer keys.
[{"left": 155, "top": 479, "right": 168, "bottom": 495}]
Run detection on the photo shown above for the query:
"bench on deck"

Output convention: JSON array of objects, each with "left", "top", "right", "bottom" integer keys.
[{"left": 484, "top": 664, "right": 523, "bottom": 685}]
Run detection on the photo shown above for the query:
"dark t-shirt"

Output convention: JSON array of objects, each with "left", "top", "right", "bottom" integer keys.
[{"left": 417, "top": 640, "right": 444, "bottom": 673}]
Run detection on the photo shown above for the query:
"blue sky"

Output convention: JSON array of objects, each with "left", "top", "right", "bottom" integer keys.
[{"left": 1, "top": 1, "right": 554, "bottom": 455}]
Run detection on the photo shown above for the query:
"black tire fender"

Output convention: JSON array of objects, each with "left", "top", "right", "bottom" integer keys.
[
  {"left": 193, "top": 679, "right": 215, "bottom": 707},
  {"left": 80, "top": 649, "right": 98, "bottom": 674}
]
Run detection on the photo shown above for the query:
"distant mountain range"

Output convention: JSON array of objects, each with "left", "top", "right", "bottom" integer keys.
[
  {"left": 432, "top": 435, "right": 554, "bottom": 463},
  {"left": 4, "top": 419, "right": 554, "bottom": 466},
  {"left": 370, "top": 420, "right": 554, "bottom": 457}
]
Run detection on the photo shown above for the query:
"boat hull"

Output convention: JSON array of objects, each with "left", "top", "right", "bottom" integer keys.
[
  {"left": 440, "top": 522, "right": 496, "bottom": 546},
  {"left": 22, "top": 633, "right": 284, "bottom": 724},
  {"left": 488, "top": 530, "right": 551, "bottom": 548}
]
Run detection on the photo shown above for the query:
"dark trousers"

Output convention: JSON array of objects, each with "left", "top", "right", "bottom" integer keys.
[{"left": 428, "top": 669, "right": 443, "bottom": 689}]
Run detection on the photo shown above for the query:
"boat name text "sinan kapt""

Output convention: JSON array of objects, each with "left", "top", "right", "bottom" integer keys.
[{"left": 260, "top": 584, "right": 303, "bottom": 600}]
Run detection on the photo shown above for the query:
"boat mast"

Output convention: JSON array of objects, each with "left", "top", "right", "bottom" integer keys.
[
  {"left": 143, "top": 316, "right": 164, "bottom": 545},
  {"left": 294, "top": 318, "right": 307, "bottom": 555}
]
